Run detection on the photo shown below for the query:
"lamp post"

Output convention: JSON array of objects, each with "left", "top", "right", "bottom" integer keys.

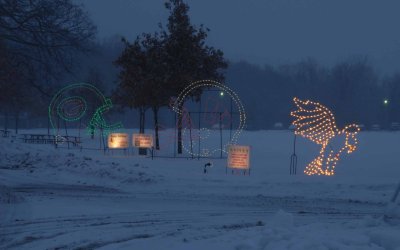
[
  {"left": 383, "top": 99, "right": 389, "bottom": 105},
  {"left": 383, "top": 98, "right": 389, "bottom": 129}
]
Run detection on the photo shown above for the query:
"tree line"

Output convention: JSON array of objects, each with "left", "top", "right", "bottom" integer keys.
[{"left": 226, "top": 58, "right": 399, "bottom": 130}]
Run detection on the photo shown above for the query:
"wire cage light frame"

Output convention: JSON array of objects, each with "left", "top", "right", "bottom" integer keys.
[{"left": 171, "top": 80, "right": 246, "bottom": 158}]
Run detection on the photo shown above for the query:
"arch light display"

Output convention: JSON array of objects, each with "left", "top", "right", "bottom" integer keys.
[{"left": 172, "top": 80, "right": 246, "bottom": 157}]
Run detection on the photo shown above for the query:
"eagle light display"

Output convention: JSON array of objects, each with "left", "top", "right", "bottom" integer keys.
[{"left": 290, "top": 97, "right": 360, "bottom": 176}]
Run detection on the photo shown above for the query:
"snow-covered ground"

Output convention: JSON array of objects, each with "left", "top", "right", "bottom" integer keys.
[{"left": 0, "top": 129, "right": 399, "bottom": 249}]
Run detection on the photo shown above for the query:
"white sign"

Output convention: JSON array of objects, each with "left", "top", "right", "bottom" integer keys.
[
  {"left": 228, "top": 145, "right": 250, "bottom": 169},
  {"left": 108, "top": 133, "right": 129, "bottom": 149},
  {"left": 133, "top": 134, "right": 153, "bottom": 148}
]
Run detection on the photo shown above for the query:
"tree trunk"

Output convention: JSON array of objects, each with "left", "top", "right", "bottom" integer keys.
[
  {"left": 4, "top": 111, "right": 8, "bottom": 131},
  {"left": 139, "top": 107, "right": 146, "bottom": 133},
  {"left": 139, "top": 108, "right": 146, "bottom": 155},
  {"left": 153, "top": 107, "right": 160, "bottom": 150},
  {"left": 47, "top": 115, "right": 50, "bottom": 135},
  {"left": 15, "top": 112, "right": 19, "bottom": 134},
  {"left": 177, "top": 103, "right": 183, "bottom": 154}
]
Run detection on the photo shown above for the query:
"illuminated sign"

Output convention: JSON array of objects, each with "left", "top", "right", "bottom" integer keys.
[
  {"left": 133, "top": 134, "right": 153, "bottom": 148},
  {"left": 291, "top": 97, "right": 360, "bottom": 176},
  {"left": 227, "top": 145, "right": 250, "bottom": 169},
  {"left": 108, "top": 133, "right": 129, "bottom": 149}
]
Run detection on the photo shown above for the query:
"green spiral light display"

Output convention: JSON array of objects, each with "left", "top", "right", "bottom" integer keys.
[{"left": 49, "top": 83, "right": 123, "bottom": 142}]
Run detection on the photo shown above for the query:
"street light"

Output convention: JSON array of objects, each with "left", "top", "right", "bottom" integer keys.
[
  {"left": 383, "top": 99, "right": 389, "bottom": 105},
  {"left": 383, "top": 98, "right": 389, "bottom": 129}
]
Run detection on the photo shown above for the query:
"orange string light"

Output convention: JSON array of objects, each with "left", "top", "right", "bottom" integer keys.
[{"left": 291, "top": 97, "right": 360, "bottom": 176}]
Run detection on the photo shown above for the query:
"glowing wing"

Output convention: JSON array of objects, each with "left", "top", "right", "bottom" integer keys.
[{"left": 291, "top": 97, "right": 338, "bottom": 145}]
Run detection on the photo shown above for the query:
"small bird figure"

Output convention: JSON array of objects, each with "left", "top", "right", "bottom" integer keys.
[{"left": 291, "top": 97, "right": 360, "bottom": 176}]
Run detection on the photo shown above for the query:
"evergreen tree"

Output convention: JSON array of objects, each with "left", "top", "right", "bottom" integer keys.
[
  {"left": 162, "top": 0, "right": 227, "bottom": 153},
  {"left": 114, "top": 33, "right": 170, "bottom": 151},
  {"left": 114, "top": 0, "right": 227, "bottom": 153},
  {"left": 114, "top": 37, "right": 150, "bottom": 134}
]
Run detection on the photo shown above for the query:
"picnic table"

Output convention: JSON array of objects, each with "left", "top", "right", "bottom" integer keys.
[
  {"left": 20, "top": 134, "right": 55, "bottom": 144},
  {"left": 19, "top": 134, "right": 81, "bottom": 147},
  {"left": 0, "top": 129, "right": 11, "bottom": 137},
  {"left": 63, "top": 135, "right": 81, "bottom": 147}
]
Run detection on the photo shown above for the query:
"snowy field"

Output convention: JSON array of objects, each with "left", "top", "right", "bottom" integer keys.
[{"left": 1, "top": 129, "right": 400, "bottom": 250}]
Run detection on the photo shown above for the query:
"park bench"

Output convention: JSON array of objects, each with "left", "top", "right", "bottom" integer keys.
[{"left": 0, "top": 130, "right": 11, "bottom": 137}]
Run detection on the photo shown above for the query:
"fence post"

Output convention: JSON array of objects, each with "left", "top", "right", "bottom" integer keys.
[
  {"left": 392, "top": 182, "right": 400, "bottom": 203},
  {"left": 220, "top": 112, "right": 223, "bottom": 158}
]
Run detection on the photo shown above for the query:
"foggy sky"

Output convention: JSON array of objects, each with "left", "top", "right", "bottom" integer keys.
[{"left": 79, "top": 0, "right": 400, "bottom": 74}]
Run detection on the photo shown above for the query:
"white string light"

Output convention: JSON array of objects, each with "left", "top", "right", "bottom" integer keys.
[{"left": 172, "top": 80, "right": 246, "bottom": 157}]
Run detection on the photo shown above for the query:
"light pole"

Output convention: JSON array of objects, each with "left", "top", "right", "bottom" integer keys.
[
  {"left": 383, "top": 98, "right": 389, "bottom": 129},
  {"left": 383, "top": 99, "right": 389, "bottom": 105}
]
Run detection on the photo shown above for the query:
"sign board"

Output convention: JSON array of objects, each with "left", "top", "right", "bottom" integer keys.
[
  {"left": 227, "top": 145, "right": 250, "bottom": 169},
  {"left": 108, "top": 133, "right": 129, "bottom": 149},
  {"left": 133, "top": 134, "right": 153, "bottom": 148}
]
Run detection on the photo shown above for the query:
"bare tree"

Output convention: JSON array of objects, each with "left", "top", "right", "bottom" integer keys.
[
  {"left": 0, "top": 0, "right": 96, "bottom": 93},
  {"left": 0, "top": 41, "right": 37, "bottom": 133}
]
